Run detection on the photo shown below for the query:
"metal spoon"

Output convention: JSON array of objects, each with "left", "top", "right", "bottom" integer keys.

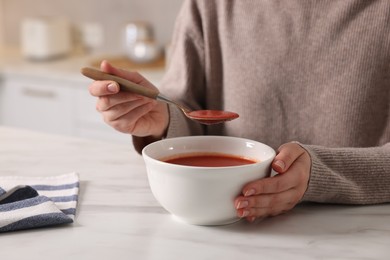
[{"left": 81, "top": 67, "right": 239, "bottom": 125}]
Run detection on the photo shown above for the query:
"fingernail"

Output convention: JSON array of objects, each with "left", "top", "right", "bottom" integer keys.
[
  {"left": 236, "top": 200, "right": 249, "bottom": 209},
  {"left": 248, "top": 216, "right": 256, "bottom": 223},
  {"left": 241, "top": 210, "right": 250, "bottom": 217},
  {"left": 107, "top": 83, "right": 118, "bottom": 93},
  {"left": 274, "top": 160, "right": 285, "bottom": 171},
  {"left": 244, "top": 189, "right": 256, "bottom": 197}
]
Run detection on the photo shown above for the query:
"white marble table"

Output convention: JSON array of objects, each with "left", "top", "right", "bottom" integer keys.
[{"left": 1, "top": 126, "right": 389, "bottom": 260}]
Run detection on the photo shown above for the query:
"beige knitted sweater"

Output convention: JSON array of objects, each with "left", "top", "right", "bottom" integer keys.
[{"left": 134, "top": 0, "right": 390, "bottom": 204}]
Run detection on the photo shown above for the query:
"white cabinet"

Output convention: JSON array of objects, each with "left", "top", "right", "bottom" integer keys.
[
  {"left": 0, "top": 73, "right": 131, "bottom": 143},
  {"left": 0, "top": 49, "right": 165, "bottom": 144},
  {"left": 0, "top": 68, "right": 163, "bottom": 144},
  {"left": 0, "top": 74, "right": 75, "bottom": 135}
]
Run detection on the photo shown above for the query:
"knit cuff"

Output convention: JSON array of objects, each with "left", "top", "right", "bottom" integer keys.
[
  {"left": 166, "top": 104, "right": 192, "bottom": 138},
  {"left": 166, "top": 104, "right": 204, "bottom": 138},
  {"left": 299, "top": 145, "right": 331, "bottom": 203}
]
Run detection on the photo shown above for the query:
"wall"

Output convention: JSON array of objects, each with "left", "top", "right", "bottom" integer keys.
[
  {"left": 0, "top": 0, "right": 183, "bottom": 55},
  {"left": 0, "top": 0, "right": 4, "bottom": 45}
]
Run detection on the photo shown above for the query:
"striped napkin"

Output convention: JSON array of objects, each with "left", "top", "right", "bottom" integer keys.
[{"left": 0, "top": 172, "right": 79, "bottom": 233}]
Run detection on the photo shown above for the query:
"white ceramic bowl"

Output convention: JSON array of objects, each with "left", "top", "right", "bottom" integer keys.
[{"left": 142, "top": 136, "right": 276, "bottom": 225}]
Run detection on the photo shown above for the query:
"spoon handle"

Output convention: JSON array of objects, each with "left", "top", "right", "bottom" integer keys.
[{"left": 81, "top": 67, "right": 160, "bottom": 99}]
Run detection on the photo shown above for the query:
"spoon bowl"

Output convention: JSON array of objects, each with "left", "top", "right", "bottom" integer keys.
[{"left": 81, "top": 67, "right": 239, "bottom": 125}]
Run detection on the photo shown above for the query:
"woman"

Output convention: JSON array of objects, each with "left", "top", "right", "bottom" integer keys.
[{"left": 88, "top": 0, "right": 390, "bottom": 222}]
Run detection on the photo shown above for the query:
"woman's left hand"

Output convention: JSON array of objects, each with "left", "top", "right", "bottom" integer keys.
[{"left": 234, "top": 142, "right": 311, "bottom": 222}]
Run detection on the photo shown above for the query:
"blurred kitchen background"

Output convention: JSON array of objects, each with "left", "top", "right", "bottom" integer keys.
[{"left": 0, "top": 0, "right": 183, "bottom": 144}]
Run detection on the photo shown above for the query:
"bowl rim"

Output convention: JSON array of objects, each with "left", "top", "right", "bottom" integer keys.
[{"left": 142, "top": 135, "right": 276, "bottom": 170}]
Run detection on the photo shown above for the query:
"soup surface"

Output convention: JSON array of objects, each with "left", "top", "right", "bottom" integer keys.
[{"left": 162, "top": 153, "right": 257, "bottom": 167}]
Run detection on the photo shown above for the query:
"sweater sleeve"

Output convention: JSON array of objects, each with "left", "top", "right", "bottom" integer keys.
[
  {"left": 132, "top": 0, "right": 206, "bottom": 153},
  {"left": 301, "top": 143, "right": 390, "bottom": 204}
]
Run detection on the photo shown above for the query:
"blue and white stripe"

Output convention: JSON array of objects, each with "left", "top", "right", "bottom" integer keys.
[{"left": 0, "top": 172, "right": 79, "bottom": 232}]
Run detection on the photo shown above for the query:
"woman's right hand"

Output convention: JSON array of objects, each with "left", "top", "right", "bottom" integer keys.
[{"left": 88, "top": 60, "right": 169, "bottom": 138}]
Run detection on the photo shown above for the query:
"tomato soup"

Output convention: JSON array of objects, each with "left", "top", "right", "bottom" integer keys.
[{"left": 162, "top": 153, "right": 257, "bottom": 167}]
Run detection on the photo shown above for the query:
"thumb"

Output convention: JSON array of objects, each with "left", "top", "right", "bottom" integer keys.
[
  {"left": 100, "top": 60, "right": 149, "bottom": 86},
  {"left": 272, "top": 142, "right": 305, "bottom": 174},
  {"left": 100, "top": 60, "right": 124, "bottom": 76}
]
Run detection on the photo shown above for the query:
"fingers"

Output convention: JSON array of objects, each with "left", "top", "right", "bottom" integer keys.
[
  {"left": 235, "top": 142, "right": 311, "bottom": 222},
  {"left": 99, "top": 98, "right": 154, "bottom": 122},
  {"left": 89, "top": 80, "right": 120, "bottom": 97},
  {"left": 236, "top": 190, "right": 297, "bottom": 218},
  {"left": 235, "top": 186, "right": 301, "bottom": 213},
  {"left": 100, "top": 60, "right": 152, "bottom": 86},
  {"left": 105, "top": 102, "right": 156, "bottom": 134},
  {"left": 86, "top": 61, "right": 169, "bottom": 137},
  {"left": 237, "top": 175, "right": 302, "bottom": 206},
  {"left": 272, "top": 142, "right": 305, "bottom": 173},
  {"left": 96, "top": 91, "right": 145, "bottom": 112},
  {"left": 89, "top": 60, "right": 157, "bottom": 98},
  {"left": 235, "top": 173, "right": 303, "bottom": 219},
  {"left": 241, "top": 170, "right": 300, "bottom": 196},
  {"left": 241, "top": 143, "right": 306, "bottom": 195}
]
